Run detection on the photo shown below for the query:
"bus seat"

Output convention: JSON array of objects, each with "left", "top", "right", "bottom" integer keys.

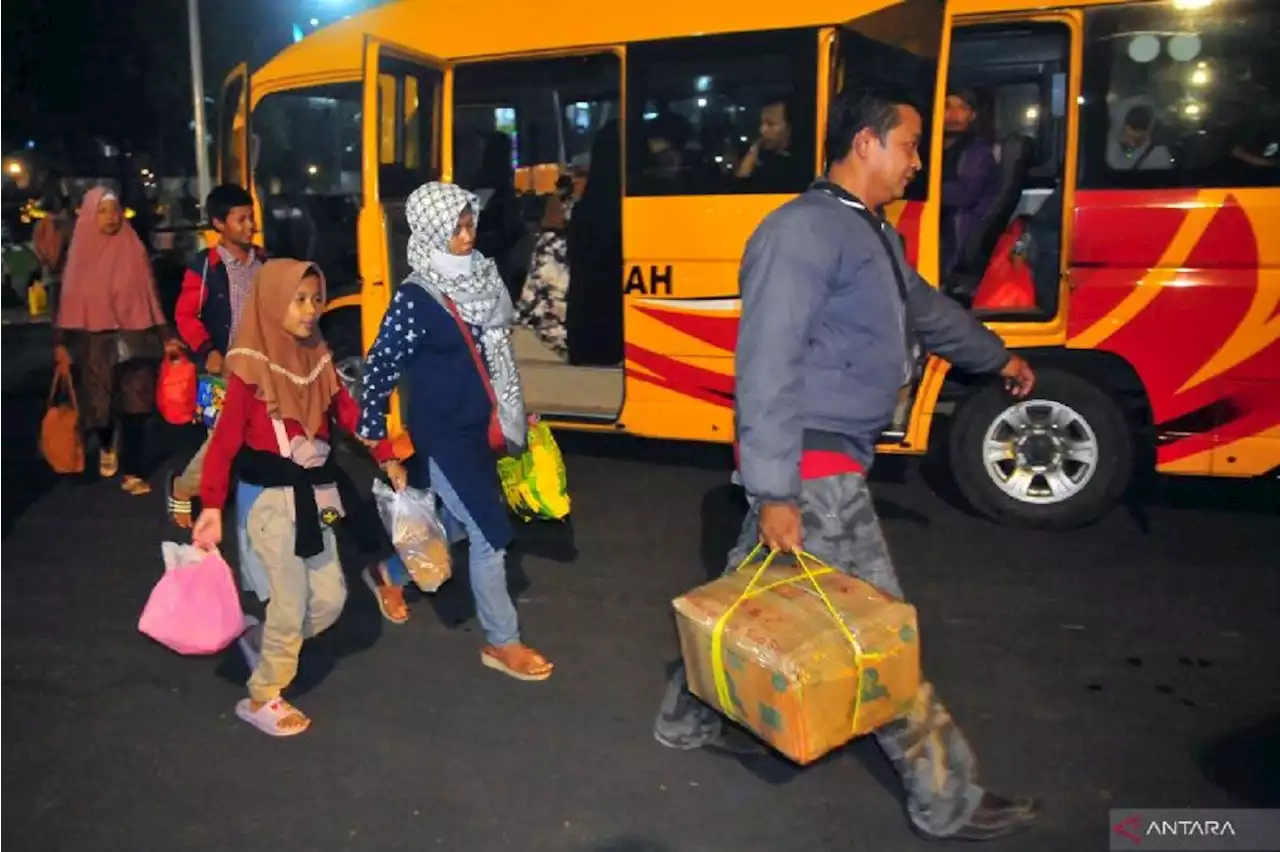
[
  {"left": 946, "top": 134, "right": 1034, "bottom": 301},
  {"left": 1023, "top": 187, "right": 1062, "bottom": 316}
]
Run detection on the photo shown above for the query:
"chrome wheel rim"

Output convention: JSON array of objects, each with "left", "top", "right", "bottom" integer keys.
[{"left": 981, "top": 399, "right": 1099, "bottom": 505}]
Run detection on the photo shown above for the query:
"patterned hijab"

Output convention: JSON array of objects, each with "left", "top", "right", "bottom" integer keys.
[
  {"left": 226, "top": 259, "right": 342, "bottom": 439},
  {"left": 405, "top": 181, "right": 526, "bottom": 448}
]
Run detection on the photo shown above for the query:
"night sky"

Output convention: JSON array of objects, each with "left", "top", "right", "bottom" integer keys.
[{"left": 2, "top": 0, "right": 384, "bottom": 173}]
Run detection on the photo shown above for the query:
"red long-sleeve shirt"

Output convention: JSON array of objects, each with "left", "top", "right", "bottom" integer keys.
[{"left": 201, "top": 374, "right": 395, "bottom": 509}]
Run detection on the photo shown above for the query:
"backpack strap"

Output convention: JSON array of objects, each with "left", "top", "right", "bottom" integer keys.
[{"left": 269, "top": 418, "right": 292, "bottom": 458}]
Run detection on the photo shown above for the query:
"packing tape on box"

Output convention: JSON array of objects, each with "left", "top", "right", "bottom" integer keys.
[{"left": 709, "top": 543, "right": 886, "bottom": 736}]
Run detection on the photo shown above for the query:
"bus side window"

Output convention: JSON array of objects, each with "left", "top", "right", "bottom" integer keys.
[
  {"left": 377, "top": 64, "right": 442, "bottom": 202},
  {"left": 625, "top": 29, "right": 819, "bottom": 197},
  {"left": 1080, "top": 0, "right": 1279, "bottom": 190}
]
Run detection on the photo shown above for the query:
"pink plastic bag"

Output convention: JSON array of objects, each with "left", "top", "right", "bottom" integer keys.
[{"left": 139, "top": 543, "right": 244, "bottom": 655}]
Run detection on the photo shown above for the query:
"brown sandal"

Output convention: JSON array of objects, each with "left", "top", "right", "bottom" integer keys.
[
  {"left": 121, "top": 476, "right": 152, "bottom": 496},
  {"left": 362, "top": 565, "right": 409, "bottom": 624},
  {"left": 99, "top": 447, "right": 119, "bottom": 478},
  {"left": 481, "top": 643, "right": 554, "bottom": 682}
]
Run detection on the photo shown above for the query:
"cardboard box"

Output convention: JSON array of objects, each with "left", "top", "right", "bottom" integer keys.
[{"left": 673, "top": 558, "right": 920, "bottom": 765}]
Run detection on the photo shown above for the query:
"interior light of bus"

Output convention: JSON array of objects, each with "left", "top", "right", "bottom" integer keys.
[
  {"left": 1127, "top": 34, "right": 1161, "bottom": 63},
  {"left": 1168, "top": 34, "right": 1202, "bottom": 62}
]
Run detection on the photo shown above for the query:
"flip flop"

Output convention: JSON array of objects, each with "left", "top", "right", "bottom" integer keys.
[
  {"left": 234, "top": 697, "right": 310, "bottom": 737},
  {"left": 237, "top": 615, "right": 262, "bottom": 672}
]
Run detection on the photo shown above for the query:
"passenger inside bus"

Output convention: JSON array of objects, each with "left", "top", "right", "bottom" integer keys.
[
  {"left": 1106, "top": 102, "right": 1173, "bottom": 171},
  {"left": 470, "top": 131, "right": 526, "bottom": 292},
  {"left": 564, "top": 118, "right": 623, "bottom": 366},
  {"left": 636, "top": 111, "right": 695, "bottom": 195},
  {"left": 939, "top": 88, "right": 1002, "bottom": 284},
  {"left": 735, "top": 99, "right": 812, "bottom": 192}
]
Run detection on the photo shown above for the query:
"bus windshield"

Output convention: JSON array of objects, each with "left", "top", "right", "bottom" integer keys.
[{"left": 840, "top": 0, "right": 944, "bottom": 201}]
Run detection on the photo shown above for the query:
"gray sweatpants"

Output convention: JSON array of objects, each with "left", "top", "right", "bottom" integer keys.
[{"left": 653, "top": 472, "right": 984, "bottom": 838}]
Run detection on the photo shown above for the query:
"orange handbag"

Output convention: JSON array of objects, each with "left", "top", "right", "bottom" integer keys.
[{"left": 40, "top": 365, "right": 85, "bottom": 474}]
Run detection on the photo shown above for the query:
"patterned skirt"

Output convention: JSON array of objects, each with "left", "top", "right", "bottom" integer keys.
[{"left": 62, "top": 328, "right": 162, "bottom": 429}]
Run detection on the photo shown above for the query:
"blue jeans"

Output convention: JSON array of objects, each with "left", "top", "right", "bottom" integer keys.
[{"left": 384, "top": 458, "right": 520, "bottom": 647}]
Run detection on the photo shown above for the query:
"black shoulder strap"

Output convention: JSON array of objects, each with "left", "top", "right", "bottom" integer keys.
[{"left": 812, "top": 183, "right": 911, "bottom": 305}]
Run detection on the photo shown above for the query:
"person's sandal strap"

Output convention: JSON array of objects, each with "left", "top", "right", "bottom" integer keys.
[
  {"left": 482, "top": 645, "right": 554, "bottom": 681},
  {"left": 234, "top": 698, "right": 310, "bottom": 737}
]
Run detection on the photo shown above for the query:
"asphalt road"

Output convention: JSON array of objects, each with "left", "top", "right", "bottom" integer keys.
[{"left": 4, "top": 325, "right": 1278, "bottom": 852}]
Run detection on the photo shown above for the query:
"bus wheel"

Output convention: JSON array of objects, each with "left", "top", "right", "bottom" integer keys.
[{"left": 947, "top": 369, "right": 1132, "bottom": 530}]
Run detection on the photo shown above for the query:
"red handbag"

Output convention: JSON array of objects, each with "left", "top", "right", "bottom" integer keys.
[
  {"left": 440, "top": 295, "right": 508, "bottom": 455},
  {"left": 156, "top": 352, "right": 198, "bottom": 425}
]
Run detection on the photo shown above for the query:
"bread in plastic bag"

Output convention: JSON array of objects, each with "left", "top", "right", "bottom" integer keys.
[{"left": 372, "top": 480, "right": 452, "bottom": 593}]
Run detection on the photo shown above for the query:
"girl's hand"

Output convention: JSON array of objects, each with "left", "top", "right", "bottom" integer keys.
[
  {"left": 193, "top": 508, "right": 223, "bottom": 550},
  {"left": 382, "top": 460, "right": 409, "bottom": 492}
]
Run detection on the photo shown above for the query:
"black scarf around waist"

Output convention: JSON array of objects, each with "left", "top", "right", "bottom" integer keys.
[{"left": 237, "top": 448, "right": 349, "bottom": 559}]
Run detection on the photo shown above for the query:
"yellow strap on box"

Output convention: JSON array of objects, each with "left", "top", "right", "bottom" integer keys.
[{"left": 709, "top": 543, "right": 885, "bottom": 736}]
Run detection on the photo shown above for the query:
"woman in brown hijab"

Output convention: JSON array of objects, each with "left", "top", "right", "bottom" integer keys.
[{"left": 53, "top": 186, "right": 181, "bottom": 494}]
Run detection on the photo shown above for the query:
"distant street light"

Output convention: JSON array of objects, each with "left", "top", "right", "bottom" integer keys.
[{"left": 188, "top": 0, "right": 213, "bottom": 213}]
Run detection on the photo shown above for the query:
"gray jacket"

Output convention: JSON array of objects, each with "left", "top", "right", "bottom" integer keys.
[{"left": 736, "top": 182, "right": 1009, "bottom": 502}]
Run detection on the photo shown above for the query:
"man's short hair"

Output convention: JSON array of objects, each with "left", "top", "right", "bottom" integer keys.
[
  {"left": 1124, "top": 105, "right": 1155, "bottom": 132},
  {"left": 206, "top": 183, "right": 253, "bottom": 224},
  {"left": 826, "top": 89, "right": 920, "bottom": 163}
]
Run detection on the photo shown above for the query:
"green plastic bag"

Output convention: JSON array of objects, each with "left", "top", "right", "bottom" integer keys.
[{"left": 497, "top": 420, "right": 570, "bottom": 522}]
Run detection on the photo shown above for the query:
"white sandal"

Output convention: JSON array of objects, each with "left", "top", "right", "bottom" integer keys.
[{"left": 234, "top": 697, "right": 311, "bottom": 737}]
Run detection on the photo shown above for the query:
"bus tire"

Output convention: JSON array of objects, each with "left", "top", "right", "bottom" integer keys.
[{"left": 947, "top": 369, "right": 1133, "bottom": 530}]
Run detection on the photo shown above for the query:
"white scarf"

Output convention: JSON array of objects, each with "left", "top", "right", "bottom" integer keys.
[{"left": 404, "top": 182, "right": 526, "bottom": 449}]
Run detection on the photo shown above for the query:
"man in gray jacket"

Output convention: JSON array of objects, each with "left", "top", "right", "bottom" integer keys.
[{"left": 653, "top": 90, "right": 1038, "bottom": 842}]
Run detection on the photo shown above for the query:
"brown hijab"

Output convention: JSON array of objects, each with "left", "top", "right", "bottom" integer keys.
[
  {"left": 57, "top": 186, "right": 167, "bottom": 332},
  {"left": 225, "top": 259, "right": 341, "bottom": 439}
]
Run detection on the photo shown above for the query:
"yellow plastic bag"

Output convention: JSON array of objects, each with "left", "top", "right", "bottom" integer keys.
[
  {"left": 27, "top": 281, "right": 48, "bottom": 317},
  {"left": 497, "top": 420, "right": 570, "bottom": 521}
]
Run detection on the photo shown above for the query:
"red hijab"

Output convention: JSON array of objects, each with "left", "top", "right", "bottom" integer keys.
[{"left": 56, "top": 186, "right": 166, "bottom": 333}]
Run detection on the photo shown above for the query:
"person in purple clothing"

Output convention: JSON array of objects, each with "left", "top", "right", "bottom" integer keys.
[{"left": 939, "top": 88, "right": 1000, "bottom": 281}]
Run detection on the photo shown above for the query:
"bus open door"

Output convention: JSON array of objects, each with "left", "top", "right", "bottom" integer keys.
[{"left": 356, "top": 36, "right": 450, "bottom": 451}]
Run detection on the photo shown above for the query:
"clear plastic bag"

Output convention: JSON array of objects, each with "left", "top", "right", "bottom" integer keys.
[{"left": 371, "top": 480, "right": 452, "bottom": 593}]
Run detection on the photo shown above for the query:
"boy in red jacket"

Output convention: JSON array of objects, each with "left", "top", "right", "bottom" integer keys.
[{"left": 167, "top": 184, "right": 262, "bottom": 527}]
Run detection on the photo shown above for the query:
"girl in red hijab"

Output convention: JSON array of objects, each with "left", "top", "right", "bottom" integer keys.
[{"left": 53, "top": 186, "right": 181, "bottom": 493}]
